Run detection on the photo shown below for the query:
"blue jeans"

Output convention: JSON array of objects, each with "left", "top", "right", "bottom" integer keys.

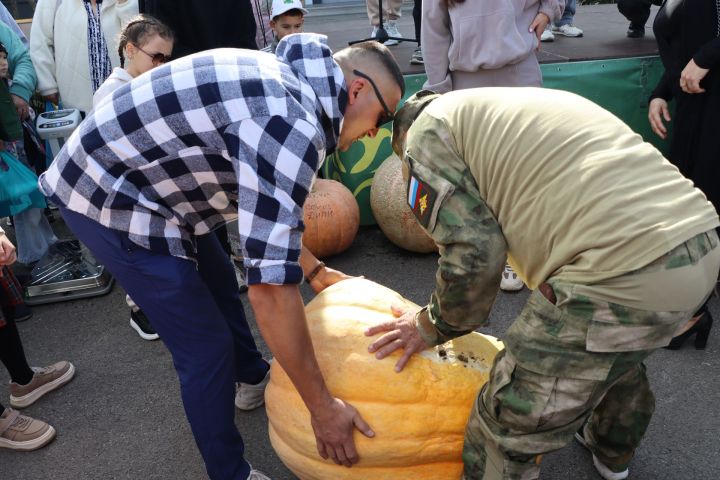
[
  {"left": 556, "top": 0, "right": 576, "bottom": 26},
  {"left": 14, "top": 207, "right": 57, "bottom": 264},
  {"left": 60, "top": 208, "right": 268, "bottom": 480}
]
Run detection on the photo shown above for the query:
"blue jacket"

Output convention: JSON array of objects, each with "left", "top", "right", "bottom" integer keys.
[{"left": 0, "top": 20, "right": 36, "bottom": 102}]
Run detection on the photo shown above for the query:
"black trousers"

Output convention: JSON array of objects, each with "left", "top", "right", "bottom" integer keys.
[
  {"left": 0, "top": 309, "right": 34, "bottom": 389},
  {"left": 413, "top": 0, "right": 421, "bottom": 45},
  {"left": 617, "top": 0, "right": 661, "bottom": 27}
]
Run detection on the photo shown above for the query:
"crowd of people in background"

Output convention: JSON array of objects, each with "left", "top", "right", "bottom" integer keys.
[{"left": 0, "top": 1, "right": 717, "bottom": 480}]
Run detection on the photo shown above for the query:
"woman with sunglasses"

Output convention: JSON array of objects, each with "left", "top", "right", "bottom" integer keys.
[
  {"left": 93, "top": 14, "right": 173, "bottom": 108},
  {"left": 92, "top": 14, "right": 173, "bottom": 342}
]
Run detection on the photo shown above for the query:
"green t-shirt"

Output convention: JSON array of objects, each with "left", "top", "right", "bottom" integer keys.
[{"left": 416, "top": 87, "right": 718, "bottom": 289}]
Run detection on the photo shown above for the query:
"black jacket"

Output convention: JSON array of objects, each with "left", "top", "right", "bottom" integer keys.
[{"left": 141, "top": 0, "right": 257, "bottom": 58}]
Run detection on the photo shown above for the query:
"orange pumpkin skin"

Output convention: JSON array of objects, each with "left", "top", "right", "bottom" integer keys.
[
  {"left": 370, "top": 154, "right": 437, "bottom": 253},
  {"left": 302, "top": 179, "right": 360, "bottom": 258},
  {"left": 265, "top": 278, "right": 504, "bottom": 480}
]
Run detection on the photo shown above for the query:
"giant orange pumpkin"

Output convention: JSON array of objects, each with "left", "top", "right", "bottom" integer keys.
[
  {"left": 303, "top": 179, "right": 360, "bottom": 258},
  {"left": 370, "top": 154, "right": 437, "bottom": 253},
  {"left": 265, "top": 278, "right": 504, "bottom": 480}
]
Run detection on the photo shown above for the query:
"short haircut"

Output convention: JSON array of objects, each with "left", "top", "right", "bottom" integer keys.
[{"left": 337, "top": 41, "right": 405, "bottom": 98}]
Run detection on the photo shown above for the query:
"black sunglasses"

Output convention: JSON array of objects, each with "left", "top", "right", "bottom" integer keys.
[
  {"left": 353, "top": 69, "right": 394, "bottom": 128},
  {"left": 134, "top": 44, "right": 171, "bottom": 66}
]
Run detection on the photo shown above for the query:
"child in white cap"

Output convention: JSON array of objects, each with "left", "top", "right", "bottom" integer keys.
[{"left": 262, "top": 0, "right": 308, "bottom": 53}]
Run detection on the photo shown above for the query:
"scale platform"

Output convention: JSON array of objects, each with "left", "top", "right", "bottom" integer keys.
[{"left": 24, "top": 239, "right": 114, "bottom": 306}]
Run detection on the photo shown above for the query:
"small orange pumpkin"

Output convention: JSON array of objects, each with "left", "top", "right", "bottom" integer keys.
[
  {"left": 370, "top": 154, "right": 437, "bottom": 253},
  {"left": 266, "top": 278, "right": 504, "bottom": 480},
  {"left": 303, "top": 179, "right": 360, "bottom": 258}
]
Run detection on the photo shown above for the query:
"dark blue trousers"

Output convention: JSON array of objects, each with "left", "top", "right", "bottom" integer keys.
[{"left": 61, "top": 208, "right": 268, "bottom": 480}]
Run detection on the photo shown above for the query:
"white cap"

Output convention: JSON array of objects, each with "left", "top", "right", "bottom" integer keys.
[{"left": 271, "top": 0, "right": 308, "bottom": 20}]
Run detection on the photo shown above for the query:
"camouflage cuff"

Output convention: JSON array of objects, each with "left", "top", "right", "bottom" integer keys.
[{"left": 415, "top": 306, "right": 450, "bottom": 347}]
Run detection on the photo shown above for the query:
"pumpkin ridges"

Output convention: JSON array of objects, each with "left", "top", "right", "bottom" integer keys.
[
  {"left": 270, "top": 424, "right": 465, "bottom": 479},
  {"left": 370, "top": 155, "right": 437, "bottom": 253},
  {"left": 266, "top": 279, "right": 502, "bottom": 479}
]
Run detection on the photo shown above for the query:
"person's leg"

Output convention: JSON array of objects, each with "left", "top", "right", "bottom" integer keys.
[
  {"left": 60, "top": 208, "right": 251, "bottom": 480},
  {"left": 461, "top": 283, "right": 665, "bottom": 480},
  {"left": 582, "top": 362, "right": 655, "bottom": 474},
  {"left": 617, "top": 0, "right": 653, "bottom": 27},
  {"left": 413, "top": 0, "right": 421, "bottom": 44},
  {"left": 386, "top": 0, "right": 403, "bottom": 21},
  {"left": 13, "top": 208, "right": 58, "bottom": 264},
  {"left": 462, "top": 348, "right": 601, "bottom": 479},
  {"left": 366, "top": 0, "right": 380, "bottom": 26},
  {"left": 0, "top": 308, "right": 75, "bottom": 409},
  {"left": 195, "top": 232, "right": 267, "bottom": 385},
  {"left": 0, "top": 312, "right": 34, "bottom": 386},
  {"left": 556, "top": 0, "right": 576, "bottom": 27}
]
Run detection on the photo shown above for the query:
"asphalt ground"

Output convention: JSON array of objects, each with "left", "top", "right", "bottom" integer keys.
[
  {"left": 2, "top": 5, "right": 715, "bottom": 479},
  {"left": 0, "top": 217, "right": 718, "bottom": 480}
]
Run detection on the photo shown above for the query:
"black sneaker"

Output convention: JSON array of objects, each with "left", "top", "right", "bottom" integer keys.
[
  {"left": 627, "top": 23, "right": 645, "bottom": 38},
  {"left": 129, "top": 309, "right": 159, "bottom": 341},
  {"left": 14, "top": 303, "right": 32, "bottom": 323}
]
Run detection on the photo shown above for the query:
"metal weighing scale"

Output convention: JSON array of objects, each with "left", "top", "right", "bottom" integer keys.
[{"left": 24, "top": 109, "right": 114, "bottom": 305}]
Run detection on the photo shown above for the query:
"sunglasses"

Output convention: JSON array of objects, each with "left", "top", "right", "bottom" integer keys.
[
  {"left": 134, "top": 44, "right": 171, "bottom": 66},
  {"left": 353, "top": 69, "right": 394, "bottom": 128}
]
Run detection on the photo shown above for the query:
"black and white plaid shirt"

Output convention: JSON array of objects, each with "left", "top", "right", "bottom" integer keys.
[{"left": 39, "top": 34, "right": 347, "bottom": 285}]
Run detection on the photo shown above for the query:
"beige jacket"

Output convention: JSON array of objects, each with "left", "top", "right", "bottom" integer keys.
[
  {"left": 422, "top": 0, "right": 563, "bottom": 93},
  {"left": 30, "top": 0, "right": 138, "bottom": 112}
]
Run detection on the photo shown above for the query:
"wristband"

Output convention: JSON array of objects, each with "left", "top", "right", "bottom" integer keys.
[{"left": 305, "top": 262, "right": 325, "bottom": 284}]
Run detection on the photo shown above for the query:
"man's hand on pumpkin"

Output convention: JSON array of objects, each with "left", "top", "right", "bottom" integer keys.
[
  {"left": 365, "top": 304, "right": 430, "bottom": 372},
  {"left": 310, "top": 396, "right": 374, "bottom": 467},
  {"left": 309, "top": 265, "right": 357, "bottom": 294}
]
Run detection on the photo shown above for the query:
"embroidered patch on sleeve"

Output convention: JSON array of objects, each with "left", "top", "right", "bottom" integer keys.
[{"left": 407, "top": 174, "right": 438, "bottom": 229}]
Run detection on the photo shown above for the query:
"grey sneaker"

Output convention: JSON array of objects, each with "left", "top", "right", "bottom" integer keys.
[
  {"left": 0, "top": 408, "right": 56, "bottom": 451},
  {"left": 10, "top": 361, "right": 75, "bottom": 409},
  {"left": 575, "top": 428, "right": 629, "bottom": 480},
  {"left": 235, "top": 368, "right": 270, "bottom": 411},
  {"left": 553, "top": 24, "right": 584, "bottom": 37},
  {"left": 500, "top": 264, "right": 523, "bottom": 292},
  {"left": 410, "top": 47, "right": 424, "bottom": 65},
  {"left": 383, "top": 21, "right": 402, "bottom": 46},
  {"left": 248, "top": 469, "right": 272, "bottom": 480}
]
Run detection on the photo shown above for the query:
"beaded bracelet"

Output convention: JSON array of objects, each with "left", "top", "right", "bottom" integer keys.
[{"left": 305, "top": 261, "right": 325, "bottom": 284}]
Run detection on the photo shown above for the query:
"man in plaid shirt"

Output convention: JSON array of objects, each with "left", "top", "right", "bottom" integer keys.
[{"left": 39, "top": 33, "right": 404, "bottom": 479}]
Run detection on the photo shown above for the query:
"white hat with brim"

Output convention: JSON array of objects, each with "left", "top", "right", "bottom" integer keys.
[{"left": 271, "top": 0, "right": 309, "bottom": 20}]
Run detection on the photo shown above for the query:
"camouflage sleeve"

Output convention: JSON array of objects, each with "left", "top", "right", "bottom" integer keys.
[{"left": 404, "top": 114, "right": 507, "bottom": 347}]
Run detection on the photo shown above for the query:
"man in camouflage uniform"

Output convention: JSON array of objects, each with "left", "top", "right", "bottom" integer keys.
[{"left": 366, "top": 89, "right": 720, "bottom": 480}]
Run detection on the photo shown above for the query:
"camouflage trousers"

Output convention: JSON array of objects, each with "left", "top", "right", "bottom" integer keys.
[{"left": 462, "top": 230, "right": 720, "bottom": 480}]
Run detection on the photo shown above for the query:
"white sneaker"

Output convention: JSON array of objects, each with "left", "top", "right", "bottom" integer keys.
[
  {"left": 235, "top": 368, "right": 270, "bottom": 411},
  {"left": 370, "top": 26, "right": 379, "bottom": 39},
  {"left": 540, "top": 27, "right": 555, "bottom": 42},
  {"left": 247, "top": 469, "right": 271, "bottom": 480},
  {"left": 575, "top": 430, "right": 629, "bottom": 480},
  {"left": 500, "top": 264, "right": 523, "bottom": 291},
  {"left": 383, "top": 21, "right": 402, "bottom": 46},
  {"left": 553, "top": 24, "right": 584, "bottom": 37}
]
